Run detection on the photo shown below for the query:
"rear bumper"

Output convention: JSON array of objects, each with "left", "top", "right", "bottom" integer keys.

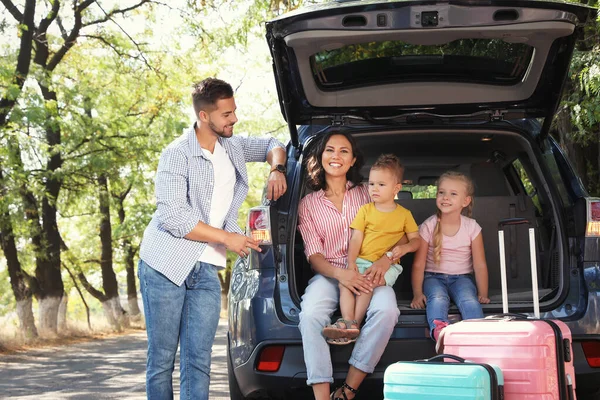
[
  {"left": 229, "top": 336, "right": 600, "bottom": 400},
  {"left": 229, "top": 335, "right": 437, "bottom": 400}
]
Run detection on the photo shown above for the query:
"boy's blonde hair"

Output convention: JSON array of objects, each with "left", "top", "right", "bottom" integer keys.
[
  {"left": 433, "top": 171, "right": 475, "bottom": 265},
  {"left": 371, "top": 154, "right": 404, "bottom": 183}
]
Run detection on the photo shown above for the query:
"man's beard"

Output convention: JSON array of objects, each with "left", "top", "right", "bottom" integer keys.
[{"left": 208, "top": 120, "right": 233, "bottom": 138}]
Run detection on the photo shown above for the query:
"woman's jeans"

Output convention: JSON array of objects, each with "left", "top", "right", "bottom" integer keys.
[
  {"left": 423, "top": 271, "right": 483, "bottom": 334},
  {"left": 298, "top": 274, "right": 400, "bottom": 385},
  {"left": 138, "top": 259, "right": 221, "bottom": 400}
]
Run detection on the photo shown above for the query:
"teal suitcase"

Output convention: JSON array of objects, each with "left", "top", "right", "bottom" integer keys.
[{"left": 383, "top": 354, "right": 504, "bottom": 400}]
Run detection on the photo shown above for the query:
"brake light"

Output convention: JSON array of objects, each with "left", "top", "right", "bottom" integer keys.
[
  {"left": 256, "top": 345, "right": 285, "bottom": 372},
  {"left": 247, "top": 207, "right": 272, "bottom": 244},
  {"left": 582, "top": 341, "right": 600, "bottom": 367},
  {"left": 586, "top": 198, "right": 600, "bottom": 237}
]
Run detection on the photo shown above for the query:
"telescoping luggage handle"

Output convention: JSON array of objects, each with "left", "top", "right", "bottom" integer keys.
[{"left": 497, "top": 218, "right": 540, "bottom": 319}]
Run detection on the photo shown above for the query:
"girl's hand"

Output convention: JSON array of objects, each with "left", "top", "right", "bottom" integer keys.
[
  {"left": 337, "top": 268, "right": 373, "bottom": 296},
  {"left": 478, "top": 295, "right": 490, "bottom": 304},
  {"left": 410, "top": 294, "right": 427, "bottom": 309},
  {"left": 364, "top": 257, "right": 391, "bottom": 286}
]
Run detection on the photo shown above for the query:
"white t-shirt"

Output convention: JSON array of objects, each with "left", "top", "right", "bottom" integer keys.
[{"left": 198, "top": 141, "right": 235, "bottom": 267}]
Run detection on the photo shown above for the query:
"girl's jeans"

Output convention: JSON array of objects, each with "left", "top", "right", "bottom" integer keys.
[{"left": 423, "top": 271, "right": 483, "bottom": 334}]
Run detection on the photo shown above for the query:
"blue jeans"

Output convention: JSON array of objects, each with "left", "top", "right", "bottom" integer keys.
[
  {"left": 298, "top": 274, "right": 400, "bottom": 385},
  {"left": 423, "top": 272, "right": 483, "bottom": 334},
  {"left": 138, "top": 259, "right": 221, "bottom": 400}
]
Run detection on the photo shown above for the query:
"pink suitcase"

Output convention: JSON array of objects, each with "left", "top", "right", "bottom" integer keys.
[{"left": 439, "top": 218, "right": 576, "bottom": 400}]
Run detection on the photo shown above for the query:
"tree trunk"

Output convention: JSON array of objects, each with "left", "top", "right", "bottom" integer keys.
[
  {"left": 114, "top": 187, "right": 140, "bottom": 317},
  {"left": 38, "top": 297, "right": 62, "bottom": 337},
  {"left": 101, "top": 297, "right": 128, "bottom": 331},
  {"left": 0, "top": 0, "right": 36, "bottom": 128},
  {"left": 58, "top": 294, "right": 68, "bottom": 331},
  {"left": 98, "top": 175, "right": 128, "bottom": 328},
  {"left": 16, "top": 297, "right": 38, "bottom": 340},
  {"left": 0, "top": 169, "right": 38, "bottom": 339},
  {"left": 35, "top": 83, "right": 64, "bottom": 335},
  {"left": 126, "top": 247, "right": 141, "bottom": 317}
]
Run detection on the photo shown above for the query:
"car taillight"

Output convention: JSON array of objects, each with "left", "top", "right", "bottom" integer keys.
[
  {"left": 585, "top": 198, "right": 600, "bottom": 237},
  {"left": 256, "top": 345, "right": 285, "bottom": 372},
  {"left": 582, "top": 341, "right": 600, "bottom": 367},
  {"left": 247, "top": 206, "right": 272, "bottom": 245}
]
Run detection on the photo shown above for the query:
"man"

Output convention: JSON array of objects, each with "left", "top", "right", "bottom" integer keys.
[{"left": 138, "top": 78, "right": 287, "bottom": 399}]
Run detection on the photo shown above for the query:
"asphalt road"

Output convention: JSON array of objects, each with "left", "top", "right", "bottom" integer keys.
[{"left": 0, "top": 318, "right": 230, "bottom": 399}]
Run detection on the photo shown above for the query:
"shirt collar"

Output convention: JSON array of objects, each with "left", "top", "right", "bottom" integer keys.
[{"left": 188, "top": 122, "right": 227, "bottom": 158}]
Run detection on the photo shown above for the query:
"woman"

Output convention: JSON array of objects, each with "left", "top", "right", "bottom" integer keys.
[{"left": 297, "top": 131, "right": 401, "bottom": 400}]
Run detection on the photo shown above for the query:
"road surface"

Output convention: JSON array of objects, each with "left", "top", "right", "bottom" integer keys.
[{"left": 0, "top": 318, "right": 230, "bottom": 399}]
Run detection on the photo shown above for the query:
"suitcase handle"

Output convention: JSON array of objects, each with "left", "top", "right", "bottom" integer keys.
[
  {"left": 426, "top": 354, "right": 467, "bottom": 363},
  {"left": 486, "top": 313, "right": 530, "bottom": 320},
  {"left": 498, "top": 217, "right": 530, "bottom": 229}
]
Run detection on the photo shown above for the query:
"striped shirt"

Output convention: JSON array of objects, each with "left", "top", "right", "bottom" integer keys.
[
  {"left": 297, "top": 182, "right": 370, "bottom": 269},
  {"left": 139, "top": 123, "right": 284, "bottom": 286}
]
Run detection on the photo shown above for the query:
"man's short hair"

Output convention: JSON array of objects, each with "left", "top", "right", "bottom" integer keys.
[
  {"left": 192, "top": 78, "right": 234, "bottom": 116},
  {"left": 371, "top": 154, "right": 404, "bottom": 183}
]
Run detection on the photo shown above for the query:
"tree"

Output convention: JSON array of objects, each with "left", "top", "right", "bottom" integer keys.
[{"left": 0, "top": 0, "right": 156, "bottom": 334}]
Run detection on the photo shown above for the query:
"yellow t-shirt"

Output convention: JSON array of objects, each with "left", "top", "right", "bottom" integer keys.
[{"left": 350, "top": 202, "right": 418, "bottom": 262}]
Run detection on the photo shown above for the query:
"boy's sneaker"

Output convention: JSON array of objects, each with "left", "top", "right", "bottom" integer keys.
[{"left": 432, "top": 319, "right": 449, "bottom": 342}]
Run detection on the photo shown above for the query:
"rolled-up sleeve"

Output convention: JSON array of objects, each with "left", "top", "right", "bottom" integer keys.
[
  {"left": 241, "top": 136, "right": 285, "bottom": 163},
  {"left": 154, "top": 147, "right": 197, "bottom": 238},
  {"left": 297, "top": 198, "right": 323, "bottom": 260}
]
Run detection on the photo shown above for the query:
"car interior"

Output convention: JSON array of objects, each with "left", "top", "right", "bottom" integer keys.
[{"left": 292, "top": 129, "right": 560, "bottom": 311}]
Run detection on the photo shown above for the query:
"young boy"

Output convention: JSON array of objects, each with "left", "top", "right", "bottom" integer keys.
[{"left": 323, "top": 154, "right": 421, "bottom": 343}]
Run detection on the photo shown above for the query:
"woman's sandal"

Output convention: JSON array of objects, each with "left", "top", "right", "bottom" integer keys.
[
  {"left": 323, "top": 318, "right": 360, "bottom": 339},
  {"left": 330, "top": 381, "right": 358, "bottom": 400},
  {"left": 326, "top": 337, "right": 356, "bottom": 345}
]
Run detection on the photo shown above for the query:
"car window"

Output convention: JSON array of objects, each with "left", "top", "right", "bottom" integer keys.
[
  {"left": 512, "top": 158, "right": 542, "bottom": 214},
  {"left": 401, "top": 184, "right": 437, "bottom": 199},
  {"left": 311, "top": 39, "right": 533, "bottom": 89}
]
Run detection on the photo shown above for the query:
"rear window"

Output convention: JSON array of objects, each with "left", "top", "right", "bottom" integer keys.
[{"left": 311, "top": 39, "right": 533, "bottom": 89}]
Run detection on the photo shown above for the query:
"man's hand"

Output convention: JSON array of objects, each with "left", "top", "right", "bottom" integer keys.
[
  {"left": 224, "top": 233, "right": 262, "bottom": 258},
  {"left": 266, "top": 171, "right": 287, "bottom": 201},
  {"left": 478, "top": 295, "right": 491, "bottom": 304},
  {"left": 336, "top": 268, "right": 373, "bottom": 296},
  {"left": 410, "top": 293, "right": 427, "bottom": 309},
  {"left": 364, "top": 256, "right": 392, "bottom": 287}
]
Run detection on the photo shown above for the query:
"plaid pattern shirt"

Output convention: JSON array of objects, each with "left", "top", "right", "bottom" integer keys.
[{"left": 139, "top": 124, "right": 284, "bottom": 285}]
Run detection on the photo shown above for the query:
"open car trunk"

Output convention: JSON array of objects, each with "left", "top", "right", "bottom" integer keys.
[{"left": 291, "top": 126, "right": 566, "bottom": 314}]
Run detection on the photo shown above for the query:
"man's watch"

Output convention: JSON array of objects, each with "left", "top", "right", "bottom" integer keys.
[{"left": 270, "top": 164, "right": 286, "bottom": 174}]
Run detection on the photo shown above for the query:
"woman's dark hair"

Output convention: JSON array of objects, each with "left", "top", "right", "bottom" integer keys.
[{"left": 304, "top": 131, "right": 364, "bottom": 191}]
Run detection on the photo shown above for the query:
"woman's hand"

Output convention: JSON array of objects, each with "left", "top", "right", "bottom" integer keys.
[
  {"left": 336, "top": 268, "right": 373, "bottom": 296},
  {"left": 410, "top": 293, "right": 427, "bottom": 309},
  {"left": 478, "top": 295, "right": 490, "bottom": 304},
  {"left": 364, "top": 256, "right": 392, "bottom": 286}
]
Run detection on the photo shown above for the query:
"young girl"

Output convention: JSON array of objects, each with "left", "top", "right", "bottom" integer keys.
[
  {"left": 410, "top": 171, "right": 490, "bottom": 343},
  {"left": 323, "top": 154, "right": 420, "bottom": 343}
]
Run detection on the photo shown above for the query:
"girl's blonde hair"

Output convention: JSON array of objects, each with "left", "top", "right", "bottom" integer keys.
[{"left": 432, "top": 171, "right": 475, "bottom": 265}]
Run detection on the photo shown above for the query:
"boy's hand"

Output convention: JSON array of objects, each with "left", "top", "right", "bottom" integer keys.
[
  {"left": 391, "top": 245, "right": 407, "bottom": 262},
  {"left": 410, "top": 293, "right": 427, "bottom": 309},
  {"left": 478, "top": 295, "right": 490, "bottom": 304},
  {"left": 364, "top": 257, "right": 391, "bottom": 286}
]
